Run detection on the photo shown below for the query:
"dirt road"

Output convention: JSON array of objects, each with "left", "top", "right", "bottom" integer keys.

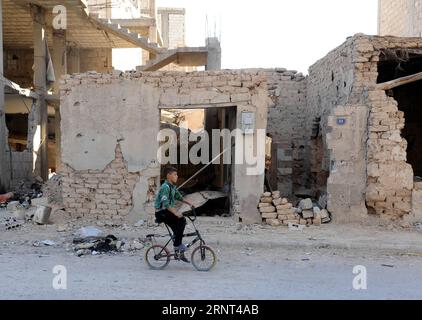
[{"left": 1, "top": 217, "right": 422, "bottom": 299}]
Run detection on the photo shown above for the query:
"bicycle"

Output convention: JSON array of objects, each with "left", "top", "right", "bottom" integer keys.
[{"left": 144, "top": 208, "right": 217, "bottom": 272}]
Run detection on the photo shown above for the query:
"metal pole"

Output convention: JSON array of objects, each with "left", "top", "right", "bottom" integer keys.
[{"left": 177, "top": 145, "right": 232, "bottom": 190}]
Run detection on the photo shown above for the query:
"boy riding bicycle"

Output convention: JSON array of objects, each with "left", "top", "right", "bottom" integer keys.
[{"left": 155, "top": 167, "right": 194, "bottom": 263}]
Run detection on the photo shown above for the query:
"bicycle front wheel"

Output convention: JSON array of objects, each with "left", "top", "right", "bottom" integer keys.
[
  {"left": 191, "top": 245, "right": 217, "bottom": 272},
  {"left": 145, "top": 245, "right": 171, "bottom": 270}
]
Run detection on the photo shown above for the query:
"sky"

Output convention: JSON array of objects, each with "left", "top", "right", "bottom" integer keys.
[{"left": 114, "top": 0, "right": 379, "bottom": 73}]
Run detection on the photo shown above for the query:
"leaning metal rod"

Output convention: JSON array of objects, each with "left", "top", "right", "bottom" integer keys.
[{"left": 177, "top": 144, "right": 234, "bottom": 190}]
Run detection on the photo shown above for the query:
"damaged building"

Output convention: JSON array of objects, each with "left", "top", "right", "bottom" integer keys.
[
  {"left": 0, "top": 1, "right": 421, "bottom": 227},
  {"left": 0, "top": 0, "right": 215, "bottom": 189},
  {"left": 267, "top": 34, "right": 422, "bottom": 224}
]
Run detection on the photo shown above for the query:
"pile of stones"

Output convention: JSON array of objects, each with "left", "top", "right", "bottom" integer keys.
[{"left": 258, "top": 191, "right": 331, "bottom": 227}]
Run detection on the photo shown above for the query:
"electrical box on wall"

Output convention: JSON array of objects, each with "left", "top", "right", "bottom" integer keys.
[{"left": 241, "top": 112, "right": 255, "bottom": 134}]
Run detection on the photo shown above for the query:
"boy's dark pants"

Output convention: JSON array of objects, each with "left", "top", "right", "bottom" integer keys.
[{"left": 155, "top": 209, "right": 186, "bottom": 247}]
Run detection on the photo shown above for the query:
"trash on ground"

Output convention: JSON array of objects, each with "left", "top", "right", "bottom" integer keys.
[
  {"left": 72, "top": 234, "right": 121, "bottom": 256},
  {"left": 288, "top": 223, "right": 305, "bottom": 232},
  {"left": 75, "top": 226, "right": 103, "bottom": 238},
  {"left": 33, "top": 240, "right": 56, "bottom": 247}
]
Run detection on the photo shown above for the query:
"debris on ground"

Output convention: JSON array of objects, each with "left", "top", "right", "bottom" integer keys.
[
  {"left": 33, "top": 206, "right": 52, "bottom": 225},
  {"left": 134, "top": 219, "right": 145, "bottom": 227},
  {"left": 74, "top": 226, "right": 103, "bottom": 238},
  {"left": 0, "top": 217, "right": 23, "bottom": 231},
  {"left": 258, "top": 191, "right": 332, "bottom": 227},
  {"left": 0, "top": 192, "right": 14, "bottom": 205},
  {"left": 73, "top": 234, "right": 120, "bottom": 256},
  {"left": 0, "top": 175, "right": 65, "bottom": 232},
  {"left": 42, "top": 174, "right": 63, "bottom": 205},
  {"left": 33, "top": 240, "right": 56, "bottom": 247},
  {"left": 288, "top": 223, "right": 306, "bottom": 232}
]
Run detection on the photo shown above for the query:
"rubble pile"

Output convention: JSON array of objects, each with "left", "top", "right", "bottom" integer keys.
[
  {"left": 258, "top": 191, "right": 331, "bottom": 227},
  {"left": 0, "top": 175, "right": 66, "bottom": 232},
  {"left": 42, "top": 174, "right": 63, "bottom": 205}
]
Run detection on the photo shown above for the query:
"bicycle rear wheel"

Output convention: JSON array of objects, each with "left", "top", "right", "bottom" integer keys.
[
  {"left": 191, "top": 245, "right": 217, "bottom": 272},
  {"left": 145, "top": 245, "right": 171, "bottom": 270}
]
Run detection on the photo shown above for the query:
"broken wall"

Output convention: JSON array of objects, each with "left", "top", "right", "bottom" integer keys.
[
  {"left": 59, "top": 70, "right": 268, "bottom": 223},
  {"left": 306, "top": 37, "right": 356, "bottom": 198},
  {"left": 307, "top": 34, "right": 422, "bottom": 223}
]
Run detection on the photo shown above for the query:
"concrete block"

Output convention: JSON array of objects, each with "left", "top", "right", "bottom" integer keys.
[{"left": 33, "top": 206, "right": 52, "bottom": 225}]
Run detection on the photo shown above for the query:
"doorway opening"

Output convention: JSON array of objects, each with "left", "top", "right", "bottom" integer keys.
[
  {"left": 159, "top": 107, "right": 237, "bottom": 217},
  {"left": 378, "top": 49, "right": 422, "bottom": 179}
]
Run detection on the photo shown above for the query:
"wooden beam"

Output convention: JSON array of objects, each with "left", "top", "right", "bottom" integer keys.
[{"left": 377, "top": 71, "right": 422, "bottom": 91}]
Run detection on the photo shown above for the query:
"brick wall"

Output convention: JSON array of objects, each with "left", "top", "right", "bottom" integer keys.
[
  {"left": 265, "top": 69, "right": 307, "bottom": 196},
  {"left": 60, "top": 144, "right": 141, "bottom": 221},
  {"left": 59, "top": 69, "right": 268, "bottom": 223},
  {"left": 307, "top": 34, "right": 422, "bottom": 222}
]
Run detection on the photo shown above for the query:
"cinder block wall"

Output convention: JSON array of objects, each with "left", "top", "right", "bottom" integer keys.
[{"left": 59, "top": 70, "right": 268, "bottom": 223}]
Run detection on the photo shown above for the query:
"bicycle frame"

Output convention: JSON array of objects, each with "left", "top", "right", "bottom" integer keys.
[{"left": 147, "top": 209, "right": 206, "bottom": 259}]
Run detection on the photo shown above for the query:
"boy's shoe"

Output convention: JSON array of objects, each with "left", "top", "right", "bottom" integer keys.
[
  {"left": 174, "top": 250, "right": 190, "bottom": 263},
  {"left": 174, "top": 244, "right": 187, "bottom": 253},
  {"left": 178, "top": 252, "right": 190, "bottom": 263}
]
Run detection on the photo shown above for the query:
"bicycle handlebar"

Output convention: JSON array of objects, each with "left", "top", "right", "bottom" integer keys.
[{"left": 183, "top": 207, "right": 197, "bottom": 221}]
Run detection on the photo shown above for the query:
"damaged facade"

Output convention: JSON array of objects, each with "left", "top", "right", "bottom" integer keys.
[
  {"left": 267, "top": 34, "right": 422, "bottom": 224},
  {"left": 1, "top": 1, "right": 421, "bottom": 227},
  {"left": 58, "top": 34, "right": 422, "bottom": 225},
  {"left": 59, "top": 70, "right": 268, "bottom": 224}
]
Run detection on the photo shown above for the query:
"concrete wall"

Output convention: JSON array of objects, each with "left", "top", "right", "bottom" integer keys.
[
  {"left": 79, "top": 48, "right": 113, "bottom": 73},
  {"left": 379, "top": 0, "right": 422, "bottom": 37},
  {"left": 59, "top": 70, "right": 268, "bottom": 224},
  {"left": 326, "top": 105, "right": 369, "bottom": 223}
]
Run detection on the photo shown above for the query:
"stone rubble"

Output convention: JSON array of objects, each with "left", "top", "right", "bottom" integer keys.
[{"left": 258, "top": 192, "right": 331, "bottom": 227}]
